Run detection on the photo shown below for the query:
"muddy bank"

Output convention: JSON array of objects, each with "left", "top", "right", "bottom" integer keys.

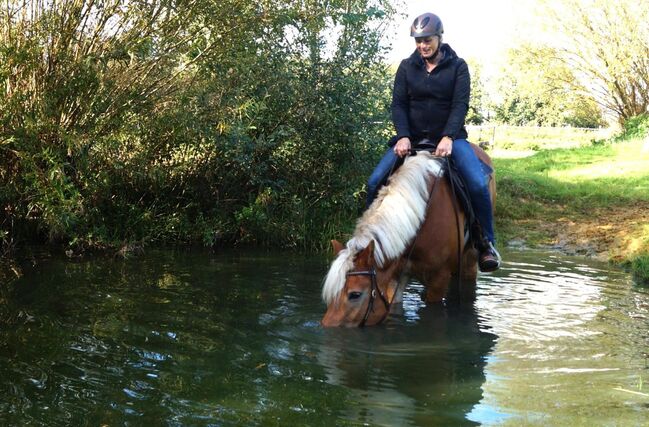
[{"left": 504, "top": 202, "right": 649, "bottom": 263}]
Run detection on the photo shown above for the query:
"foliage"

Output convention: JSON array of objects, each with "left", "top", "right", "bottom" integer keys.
[
  {"left": 540, "top": 0, "right": 649, "bottom": 123},
  {"left": 466, "top": 59, "right": 486, "bottom": 125},
  {"left": 0, "top": 0, "right": 396, "bottom": 252},
  {"left": 614, "top": 114, "right": 649, "bottom": 141},
  {"left": 492, "top": 44, "right": 605, "bottom": 128}
]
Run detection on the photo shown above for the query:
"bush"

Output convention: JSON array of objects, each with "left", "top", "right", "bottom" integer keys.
[
  {"left": 0, "top": 0, "right": 395, "bottom": 253},
  {"left": 616, "top": 114, "right": 649, "bottom": 141}
]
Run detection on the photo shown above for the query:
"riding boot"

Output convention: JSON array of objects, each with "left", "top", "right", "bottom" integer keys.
[
  {"left": 479, "top": 241, "right": 501, "bottom": 272},
  {"left": 473, "top": 224, "right": 501, "bottom": 272}
]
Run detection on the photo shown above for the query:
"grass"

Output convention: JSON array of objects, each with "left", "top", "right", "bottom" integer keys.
[
  {"left": 467, "top": 125, "right": 613, "bottom": 151},
  {"left": 496, "top": 140, "right": 649, "bottom": 206},
  {"left": 492, "top": 137, "right": 649, "bottom": 283},
  {"left": 629, "top": 253, "right": 649, "bottom": 286}
]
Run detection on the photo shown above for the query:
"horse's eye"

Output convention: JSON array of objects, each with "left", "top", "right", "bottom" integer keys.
[{"left": 348, "top": 291, "right": 363, "bottom": 301}]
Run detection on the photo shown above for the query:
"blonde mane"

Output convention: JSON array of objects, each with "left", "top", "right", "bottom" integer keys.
[{"left": 322, "top": 152, "right": 444, "bottom": 304}]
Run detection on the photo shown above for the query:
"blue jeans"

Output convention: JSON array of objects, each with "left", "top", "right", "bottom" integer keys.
[
  {"left": 366, "top": 148, "right": 401, "bottom": 208},
  {"left": 366, "top": 139, "right": 495, "bottom": 244}
]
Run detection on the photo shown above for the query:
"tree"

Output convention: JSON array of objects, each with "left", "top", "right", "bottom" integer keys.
[
  {"left": 493, "top": 43, "right": 605, "bottom": 127},
  {"left": 0, "top": 0, "right": 397, "bottom": 250},
  {"left": 541, "top": 0, "right": 649, "bottom": 123},
  {"left": 466, "top": 59, "right": 486, "bottom": 125}
]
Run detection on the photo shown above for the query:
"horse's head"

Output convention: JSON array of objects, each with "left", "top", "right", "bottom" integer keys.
[{"left": 321, "top": 240, "right": 391, "bottom": 328}]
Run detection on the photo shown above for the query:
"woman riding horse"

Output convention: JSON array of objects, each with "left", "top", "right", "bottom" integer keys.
[
  {"left": 322, "top": 13, "right": 501, "bottom": 327},
  {"left": 366, "top": 12, "right": 500, "bottom": 272}
]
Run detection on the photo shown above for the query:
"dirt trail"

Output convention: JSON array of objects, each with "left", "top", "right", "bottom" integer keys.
[{"left": 522, "top": 202, "right": 649, "bottom": 261}]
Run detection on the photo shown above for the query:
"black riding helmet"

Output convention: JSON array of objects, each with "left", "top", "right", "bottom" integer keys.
[
  {"left": 410, "top": 12, "right": 444, "bottom": 38},
  {"left": 410, "top": 12, "right": 444, "bottom": 61}
]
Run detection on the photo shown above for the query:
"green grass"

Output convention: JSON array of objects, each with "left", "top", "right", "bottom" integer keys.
[
  {"left": 492, "top": 138, "right": 649, "bottom": 282},
  {"left": 630, "top": 255, "right": 649, "bottom": 286},
  {"left": 495, "top": 139, "right": 649, "bottom": 206}
]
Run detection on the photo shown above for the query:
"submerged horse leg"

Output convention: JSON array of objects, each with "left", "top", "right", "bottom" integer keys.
[
  {"left": 447, "top": 247, "right": 479, "bottom": 301},
  {"left": 422, "top": 268, "right": 453, "bottom": 303},
  {"left": 461, "top": 247, "right": 478, "bottom": 294}
]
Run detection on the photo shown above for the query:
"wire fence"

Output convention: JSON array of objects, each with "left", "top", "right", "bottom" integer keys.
[{"left": 466, "top": 125, "right": 615, "bottom": 150}]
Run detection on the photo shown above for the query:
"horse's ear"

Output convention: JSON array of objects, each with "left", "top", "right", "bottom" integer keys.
[
  {"left": 357, "top": 240, "right": 376, "bottom": 266},
  {"left": 331, "top": 240, "right": 345, "bottom": 255}
]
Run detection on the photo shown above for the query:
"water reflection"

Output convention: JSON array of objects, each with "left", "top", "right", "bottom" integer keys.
[
  {"left": 318, "top": 305, "right": 497, "bottom": 426},
  {"left": 475, "top": 250, "right": 649, "bottom": 426},
  {"left": 0, "top": 248, "right": 648, "bottom": 426}
]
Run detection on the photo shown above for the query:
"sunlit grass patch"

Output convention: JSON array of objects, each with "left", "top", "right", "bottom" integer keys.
[
  {"left": 554, "top": 159, "right": 649, "bottom": 180},
  {"left": 493, "top": 136, "right": 649, "bottom": 282},
  {"left": 549, "top": 140, "right": 649, "bottom": 181},
  {"left": 494, "top": 139, "right": 649, "bottom": 205}
]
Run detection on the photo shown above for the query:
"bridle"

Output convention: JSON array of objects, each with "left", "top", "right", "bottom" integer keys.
[{"left": 345, "top": 267, "right": 390, "bottom": 327}]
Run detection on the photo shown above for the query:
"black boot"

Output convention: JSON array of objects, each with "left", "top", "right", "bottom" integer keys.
[{"left": 478, "top": 241, "right": 501, "bottom": 272}]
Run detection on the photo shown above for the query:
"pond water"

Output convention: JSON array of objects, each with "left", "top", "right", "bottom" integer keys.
[{"left": 1, "top": 248, "right": 648, "bottom": 426}]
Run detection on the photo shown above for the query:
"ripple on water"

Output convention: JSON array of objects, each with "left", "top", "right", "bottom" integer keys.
[
  {"left": 1, "top": 248, "right": 648, "bottom": 426},
  {"left": 472, "top": 249, "right": 649, "bottom": 426}
]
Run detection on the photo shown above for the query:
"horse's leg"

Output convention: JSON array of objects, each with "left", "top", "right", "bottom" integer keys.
[
  {"left": 458, "top": 247, "right": 478, "bottom": 301},
  {"left": 423, "top": 268, "right": 452, "bottom": 303}
]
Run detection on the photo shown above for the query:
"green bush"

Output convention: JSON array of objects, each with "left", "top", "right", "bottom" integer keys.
[
  {"left": 0, "top": 0, "right": 395, "bottom": 253},
  {"left": 616, "top": 114, "right": 649, "bottom": 141}
]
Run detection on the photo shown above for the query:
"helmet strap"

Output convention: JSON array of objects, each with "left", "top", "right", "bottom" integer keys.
[
  {"left": 424, "top": 36, "right": 442, "bottom": 63},
  {"left": 426, "top": 47, "right": 440, "bottom": 63}
]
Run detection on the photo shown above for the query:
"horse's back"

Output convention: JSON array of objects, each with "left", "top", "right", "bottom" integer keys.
[{"left": 471, "top": 143, "right": 493, "bottom": 169}]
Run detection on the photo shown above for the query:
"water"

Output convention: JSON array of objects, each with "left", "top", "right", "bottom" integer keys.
[{"left": 1, "top": 248, "right": 648, "bottom": 426}]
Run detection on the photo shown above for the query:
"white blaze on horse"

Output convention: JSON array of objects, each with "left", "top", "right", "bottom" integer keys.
[{"left": 321, "top": 146, "right": 495, "bottom": 327}]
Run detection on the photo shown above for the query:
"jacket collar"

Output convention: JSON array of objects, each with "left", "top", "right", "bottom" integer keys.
[{"left": 406, "top": 43, "right": 458, "bottom": 69}]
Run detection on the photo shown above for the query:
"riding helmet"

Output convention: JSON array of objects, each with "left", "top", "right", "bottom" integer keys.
[{"left": 410, "top": 12, "right": 444, "bottom": 38}]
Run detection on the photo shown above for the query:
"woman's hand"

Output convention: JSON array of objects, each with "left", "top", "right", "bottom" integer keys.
[
  {"left": 394, "top": 137, "right": 411, "bottom": 157},
  {"left": 435, "top": 136, "right": 453, "bottom": 157}
]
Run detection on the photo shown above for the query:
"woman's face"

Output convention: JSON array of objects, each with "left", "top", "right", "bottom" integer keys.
[{"left": 415, "top": 36, "right": 439, "bottom": 59}]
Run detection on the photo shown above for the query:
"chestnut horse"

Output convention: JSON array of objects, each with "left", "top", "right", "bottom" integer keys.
[{"left": 321, "top": 146, "right": 495, "bottom": 327}]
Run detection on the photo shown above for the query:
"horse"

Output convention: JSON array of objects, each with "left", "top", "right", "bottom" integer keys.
[{"left": 321, "top": 145, "right": 496, "bottom": 327}]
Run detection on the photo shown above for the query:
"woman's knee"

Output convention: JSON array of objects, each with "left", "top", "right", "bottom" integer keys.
[
  {"left": 451, "top": 140, "right": 488, "bottom": 191},
  {"left": 466, "top": 172, "right": 489, "bottom": 194}
]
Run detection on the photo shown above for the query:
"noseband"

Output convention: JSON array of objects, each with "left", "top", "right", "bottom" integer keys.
[{"left": 346, "top": 267, "right": 391, "bottom": 327}]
